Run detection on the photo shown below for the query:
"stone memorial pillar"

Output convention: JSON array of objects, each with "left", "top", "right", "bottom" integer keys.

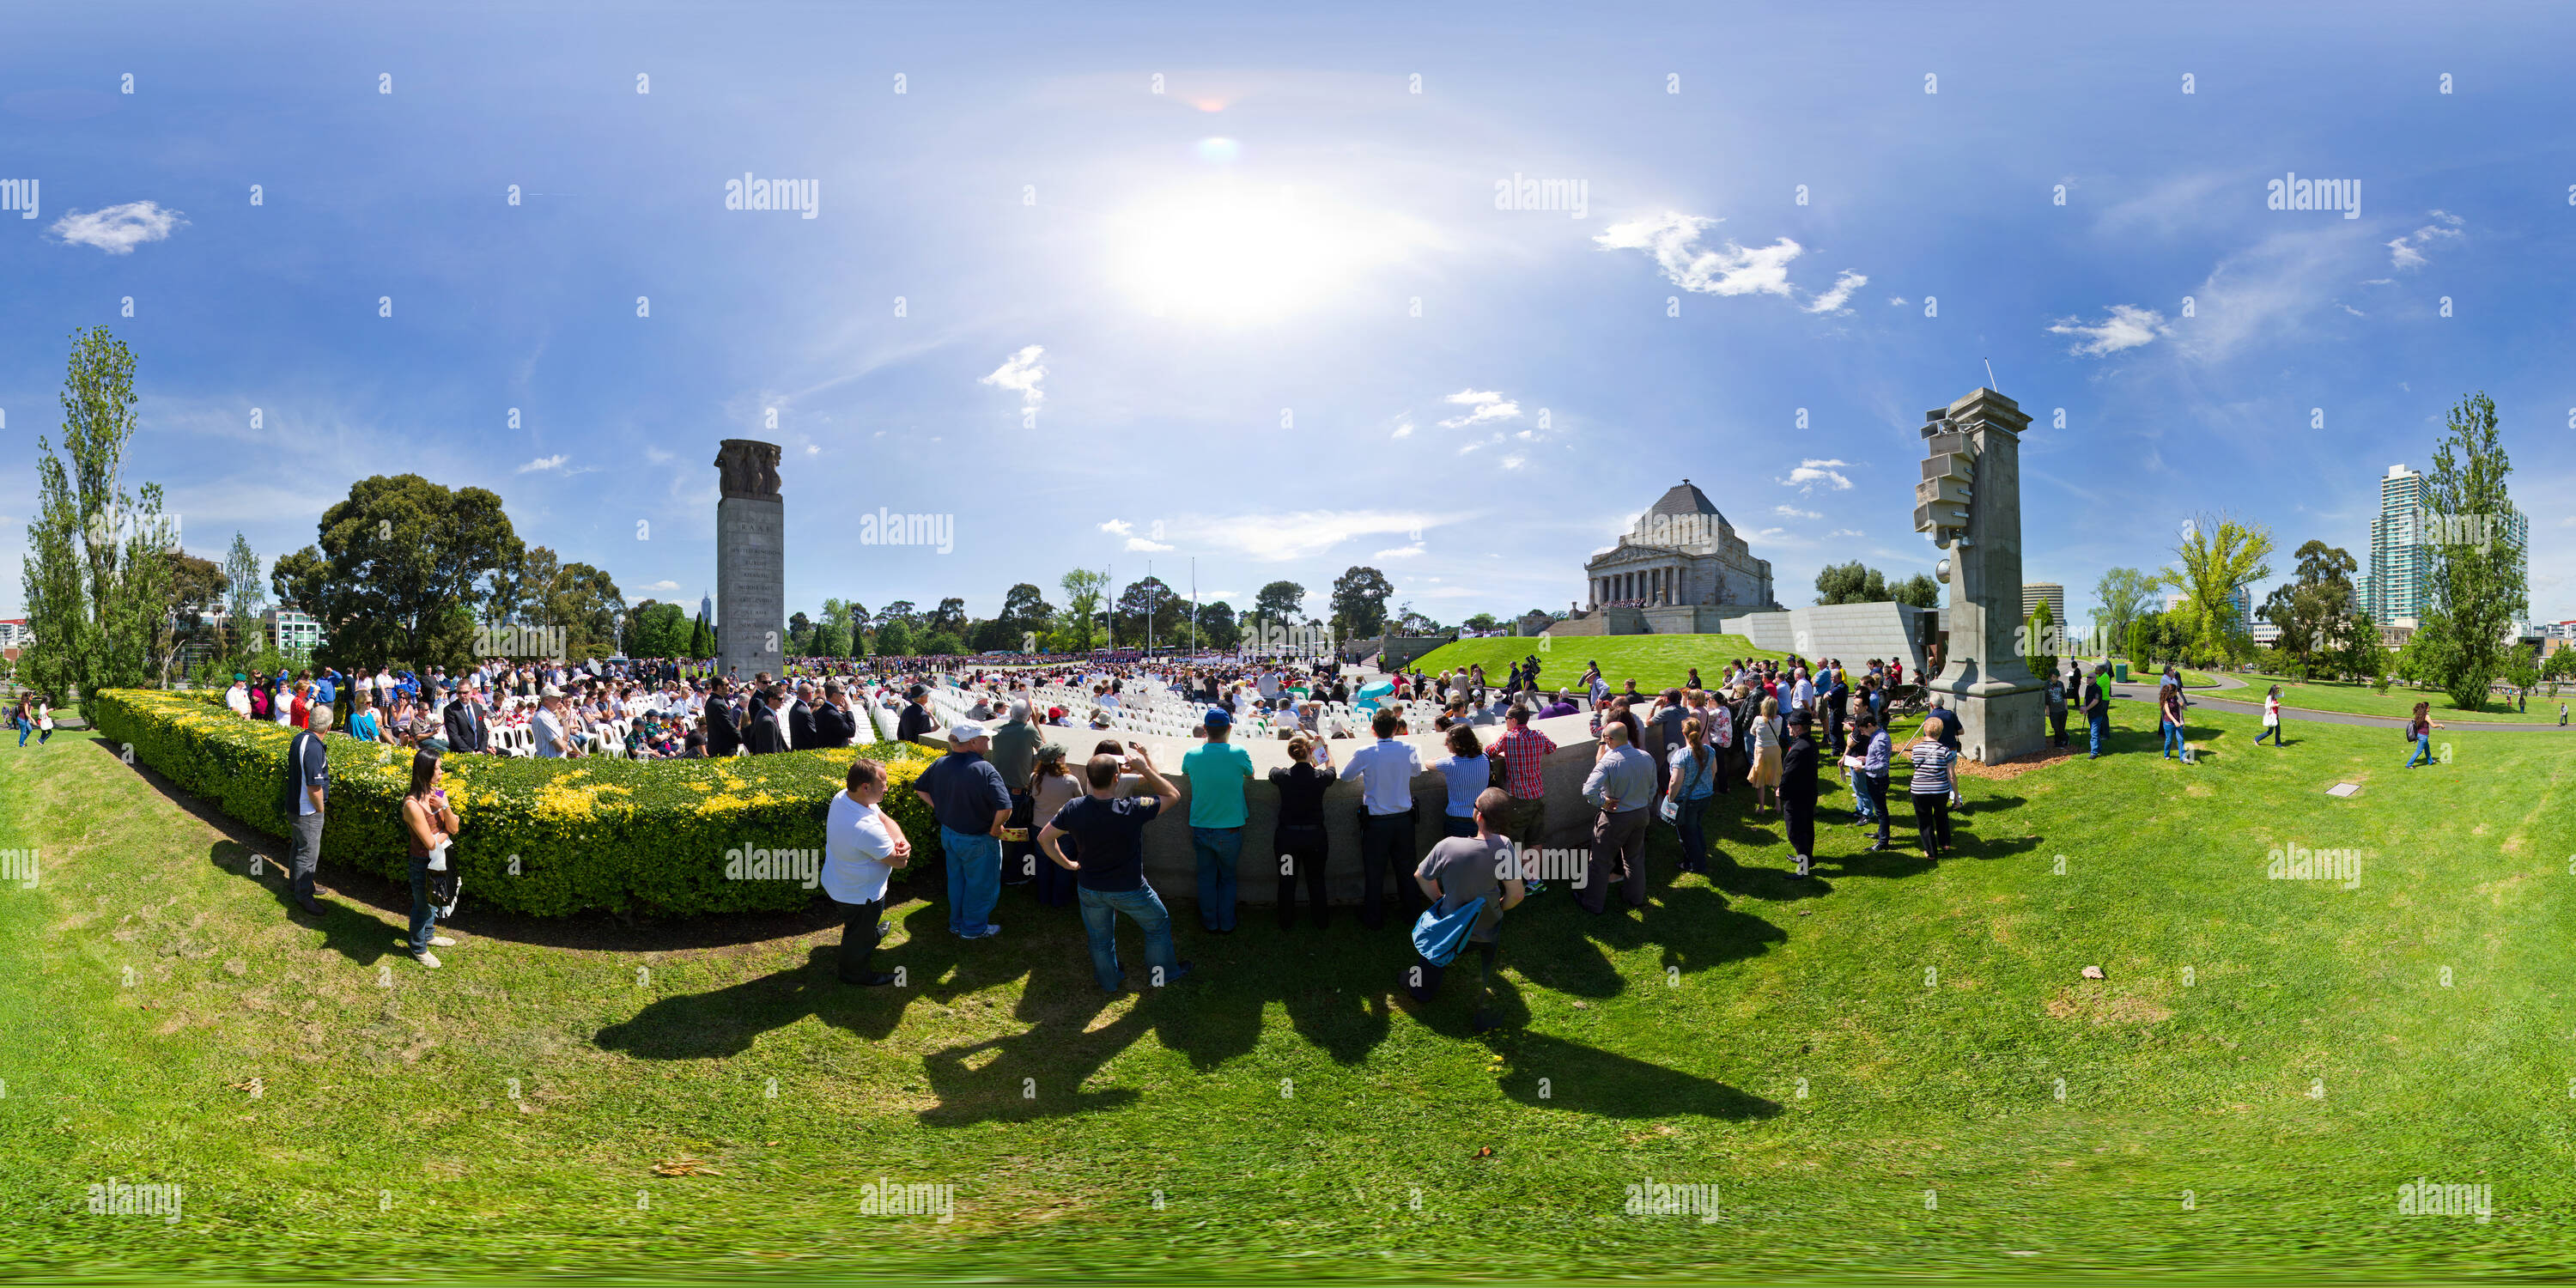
[
  {"left": 714, "top": 439, "right": 785, "bottom": 679},
  {"left": 1912, "top": 387, "right": 2044, "bottom": 763}
]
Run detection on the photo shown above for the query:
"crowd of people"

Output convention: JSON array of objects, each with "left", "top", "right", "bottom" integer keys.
[{"left": 8, "top": 690, "right": 55, "bottom": 747}]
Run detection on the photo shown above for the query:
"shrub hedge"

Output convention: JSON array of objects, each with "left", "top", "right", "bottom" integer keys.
[{"left": 91, "top": 689, "right": 943, "bottom": 918}]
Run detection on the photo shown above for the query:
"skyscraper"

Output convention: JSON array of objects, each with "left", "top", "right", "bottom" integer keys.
[
  {"left": 2020, "top": 580, "right": 2065, "bottom": 625},
  {"left": 2366, "top": 464, "right": 2428, "bottom": 625}
]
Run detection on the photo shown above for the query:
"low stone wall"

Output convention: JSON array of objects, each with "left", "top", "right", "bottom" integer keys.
[
  {"left": 1719, "top": 602, "right": 1931, "bottom": 671},
  {"left": 923, "top": 714, "right": 1603, "bottom": 904}
]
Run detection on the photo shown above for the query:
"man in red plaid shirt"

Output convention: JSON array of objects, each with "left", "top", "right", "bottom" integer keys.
[{"left": 1485, "top": 705, "right": 1557, "bottom": 888}]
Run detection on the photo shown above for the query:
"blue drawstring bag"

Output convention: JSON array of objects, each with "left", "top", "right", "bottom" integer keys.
[{"left": 1411, "top": 896, "right": 1487, "bottom": 967}]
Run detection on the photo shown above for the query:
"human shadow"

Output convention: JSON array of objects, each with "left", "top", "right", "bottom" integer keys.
[{"left": 1497, "top": 1031, "right": 1783, "bottom": 1121}]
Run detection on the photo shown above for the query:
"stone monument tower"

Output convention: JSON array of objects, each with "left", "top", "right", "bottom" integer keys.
[
  {"left": 1912, "top": 387, "right": 2044, "bottom": 763},
  {"left": 714, "top": 439, "right": 785, "bottom": 679}
]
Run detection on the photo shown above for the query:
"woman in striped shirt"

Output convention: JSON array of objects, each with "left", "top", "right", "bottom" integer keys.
[{"left": 1908, "top": 715, "right": 1959, "bottom": 860}]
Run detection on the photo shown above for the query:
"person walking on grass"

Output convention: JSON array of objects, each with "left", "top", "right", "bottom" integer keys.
[
  {"left": 1041, "top": 744, "right": 1193, "bottom": 993},
  {"left": 2253, "top": 684, "right": 2286, "bottom": 746},
  {"left": 396, "top": 750, "right": 463, "bottom": 969},
  {"left": 2159, "top": 680, "right": 2188, "bottom": 760},
  {"left": 1402, "top": 787, "right": 1526, "bottom": 1033},
  {"left": 1909, "top": 713, "right": 1959, "bottom": 860},
  {"left": 823, "top": 756, "right": 911, "bottom": 987},
  {"left": 2404, "top": 702, "right": 2442, "bottom": 769}
]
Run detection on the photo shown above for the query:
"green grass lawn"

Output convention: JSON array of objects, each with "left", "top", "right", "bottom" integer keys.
[
  {"left": 1409, "top": 632, "right": 1782, "bottom": 693},
  {"left": 2223, "top": 673, "right": 2552, "bottom": 724},
  {"left": 2066, "top": 659, "right": 2219, "bottom": 688},
  {"left": 6, "top": 705, "right": 2575, "bottom": 1279}
]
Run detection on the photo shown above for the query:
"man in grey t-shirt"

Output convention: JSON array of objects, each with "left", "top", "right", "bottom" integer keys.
[{"left": 1404, "top": 787, "right": 1526, "bottom": 1031}]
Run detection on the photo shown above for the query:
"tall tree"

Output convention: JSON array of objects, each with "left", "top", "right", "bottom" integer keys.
[
  {"left": 161, "top": 550, "right": 229, "bottom": 682},
  {"left": 2412, "top": 392, "right": 2527, "bottom": 712},
  {"left": 553, "top": 562, "right": 624, "bottom": 660},
  {"left": 1329, "top": 566, "right": 1394, "bottom": 640},
  {"left": 1057, "top": 569, "right": 1108, "bottom": 653},
  {"left": 269, "top": 474, "right": 523, "bottom": 671},
  {"left": 1255, "top": 580, "right": 1307, "bottom": 623},
  {"left": 927, "top": 597, "right": 969, "bottom": 635},
  {"left": 222, "top": 532, "right": 266, "bottom": 662},
  {"left": 1891, "top": 573, "right": 1940, "bottom": 611},
  {"left": 879, "top": 599, "right": 918, "bottom": 626},
  {"left": 2161, "top": 513, "right": 2273, "bottom": 666},
  {"left": 1114, "top": 576, "right": 1185, "bottom": 647},
  {"left": 1198, "top": 599, "right": 1241, "bottom": 650},
  {"left": 2090, "top": 567, "right": 2156, "bottom": 659},
  {"left": 21, "top": 327, "right": 178, "bottom": 718},
  {"left": 1814, "top": 560, "right": 1893, "bottom": 605},
  {"left": 2258, "top": 541, "right": 2362, "bottom": 679}
]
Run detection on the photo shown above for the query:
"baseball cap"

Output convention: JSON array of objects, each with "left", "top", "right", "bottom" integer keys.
[
  {"left": 1204, "top": 707, "right": 1232, "bottom": 729},
  {"left": 949, "top": 721, "right": 987, "bottom": 743}
]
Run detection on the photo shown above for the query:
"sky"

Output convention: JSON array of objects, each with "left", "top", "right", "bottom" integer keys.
[{"left": 3, "top": 0, "right": 2573, "bottom": 635}]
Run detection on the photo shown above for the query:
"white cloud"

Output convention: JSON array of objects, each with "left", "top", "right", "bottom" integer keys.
[
  {"left": 1803, "top": 270, "right": 1868, "bottom": 315},
  {"left": 1163, "top": 509, "right": 1454, "bottom": 563},
  {"left": 2046, "top": 304, "right": 2172, "bottom": 357},
  {"left": 643, "top": 447, "right": 675, "bottom": 465},
  {"left": 1438, "top": 389, "right": 1521, "bottom": 429},
  {"left": 1887, "top": 297, "right": 1909, "bottom": 307},
  {"left": 1781, "top": 459, "right": 1852, "bottom": 492},
  {"left": 50, "top": 200, "right": 186, "bottom": 254},
  {"left": 642, "top": 580, "right": 681, "bottom": 593},
  {"left": 1391, "top": 421, "right": 1413, "bottom": 439},
  {"left": 1829, "top": 528, "right": 1864, "bottom": 538},
  {"left": 1499, "top": 453, "right": 1528, "bottom": 470},
  {"left": 1098, "top": 519, "right": 1134, "bottom": 537},
  {"left": 1374, "top": 543, "right": 1425, "bottom": 559},
  {"left": 2340, "top": 302, "right": 2366, "bottom": 317},
  {"left": 1775, "top": 505, "right": 1822, "bottom": 519},
  {"left": 1595, "top": 213, "right": 1801, "bottom": 298},
  {"left": 2385, "top": 210, "right": 2464, "bottom": 270},
  {"left": 980, "top": 344, "right": 1046, "bottom": 410},
  {"left": 516, "top": 454, "right": 568, "bottom": 473},
  {"left": 1123, "top": 537, "right": 1174, "bottom": 552}
]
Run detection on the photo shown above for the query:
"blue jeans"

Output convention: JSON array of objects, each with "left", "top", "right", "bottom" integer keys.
[
  {"left": 1850, "top": 774, "right": 1876, "bottom": 821},
  {"left": 2255, "top": 720, "right": 2282, "bottom": 745},
  {"left": 1189, "top": 825, "right": 1242, "bottom": 932},
  {"left": 2088, "top": 714, "right": 2108, "bottom": 756},
  {"left": 940, "top": 826, "right": 1001, "bottom": 936},
  {"left": 2161, "top": 720, "right": 2183, "bottom": 758},
  {"left": 14, "top": 718, "right": 28, "bottom": 747},
  {"left": 1078, "top": 884, "right": 1180, "bottom": 991},
  {"left": 1442, "top": 814, "right": 1477, "bottom": 839},
  {"left": 1672, "top": 793, "right": 1711, "bottom": 870},
  {"left": 2406, "top": 735, "right": 2433, "bottom": 769},
  {"left": 406, "top": 853, "right": 442, "bottom": 955}
]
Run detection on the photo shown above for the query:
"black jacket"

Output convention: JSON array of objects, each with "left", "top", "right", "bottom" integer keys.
[
  {"left": 707, "top": 698, "right": 741, "bottom": 756},
  {"left": 788, "top": 699, "right": 817, "bottom": 750},
  {"left": 1780, "top": 733, "right": 1819, "bottom": 805},
  {"left": 744, "top": 703, "right": 787, "bottom": 755},
  {"left": 812, "top": 702, "right": 856, "bottom": 748},
  {"left": 442, "top": 701, "right": 488, "bottom": 754},
  {"left": 896, "top": 702, "right": 935, "bottom": 744}
]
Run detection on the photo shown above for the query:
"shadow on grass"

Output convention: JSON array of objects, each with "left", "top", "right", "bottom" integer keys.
[{"left": 1497, "top": 1031, "right": 1783, "bottom": 1121}]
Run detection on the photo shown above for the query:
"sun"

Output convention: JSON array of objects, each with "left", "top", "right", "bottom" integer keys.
[{"left": 1106, "top": 181, "right": 1425, "bottom": 325}]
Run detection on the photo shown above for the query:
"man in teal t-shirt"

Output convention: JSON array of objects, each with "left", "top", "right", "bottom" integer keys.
[{"left": 1181, "top": 708, "right": 1256, "bottom": 933}]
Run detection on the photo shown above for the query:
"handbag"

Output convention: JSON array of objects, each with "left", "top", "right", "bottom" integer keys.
[{"left": 1410, "top": 896, "right": 1487, "bottom": 967}]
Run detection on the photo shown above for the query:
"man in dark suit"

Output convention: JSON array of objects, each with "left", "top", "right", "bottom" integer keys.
[
  {"left": 1782, "top": 708, "right": 1820, "bottom": 878},
  {"left": 744, "top": 686, "right": 788, "bottom": 755},
  {"left": 814, "top": 681, "right": 857, "bottom": 748},
  {"left": 706, "top": 681, "right": 742, "bottom": 756},
  {"left": 788, "top": 681, "right": 819, "bottom": 750},
  {"left": 442, "top": 683, "right": 490, "bottom": 754},
  {"left": 896, "top": 683, "right": 936, "bottom": 744}
]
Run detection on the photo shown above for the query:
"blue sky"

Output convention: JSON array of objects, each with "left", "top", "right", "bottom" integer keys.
[{"left": 4, "top": 0, "right": 2572, "bottom": 633}]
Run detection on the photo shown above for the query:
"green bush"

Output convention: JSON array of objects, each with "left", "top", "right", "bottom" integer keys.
[{"left": 91, "top": 689, "right": 942, "bottom": 918}]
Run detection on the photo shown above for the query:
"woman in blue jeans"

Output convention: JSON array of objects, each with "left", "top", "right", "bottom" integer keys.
[
  {"left": 9, "top": 696, "right": 29, "bottom": 747},
  {"left": 1664, "top": 717, "right": 1720, "bottom": 873},
  {"left": 2404, "top": 702, "right": 2441, "bottom": 768},
  {"left": 396, "top": 750, "right": 463, "bottom": 969}
]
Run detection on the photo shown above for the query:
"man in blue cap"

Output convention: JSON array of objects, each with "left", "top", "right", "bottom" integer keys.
[{"left": 1181, "top": 707, "right": 1255, "bottom": 933}]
